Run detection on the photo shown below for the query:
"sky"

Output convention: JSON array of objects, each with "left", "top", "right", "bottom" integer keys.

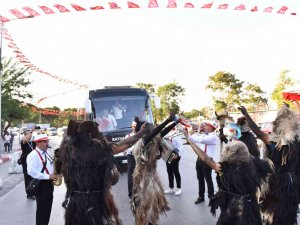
[{"left": 1, "top": 0, "right": 300, "bottom": 112}]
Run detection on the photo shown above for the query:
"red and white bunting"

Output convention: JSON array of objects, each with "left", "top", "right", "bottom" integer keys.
[
  {"left": 0, "top": 0, "right": 298, "bottom": 22},
  {"left": 2, "top": 27, "right": 89, "bottom": 89}
]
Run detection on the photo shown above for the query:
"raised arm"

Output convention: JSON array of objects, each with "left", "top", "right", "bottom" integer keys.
[
  {"left": 112, "top": 123, "right": 151, "bottom": 154},
  {"left": 184, "top": 131, "right": 221, "bottom": 172},
  {"left": 238, "top": 106, "right": 269, "bottom": 145},
  {"left": 292, "top": 100, "right": 300, "bottom": 113}
]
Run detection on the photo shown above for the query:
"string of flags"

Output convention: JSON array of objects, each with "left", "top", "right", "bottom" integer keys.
[
  {"left": 30, "top": 105, "right": 86, "bottom": 116},
  {"left": 0, "top": 0, "right": 297, "bottom": 23}
]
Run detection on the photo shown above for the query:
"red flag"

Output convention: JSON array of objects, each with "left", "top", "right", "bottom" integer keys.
[
  {"left": 234, "top": 4, "right": 245, "bottom": 10},
  {"left": 0, "top": 15, "right": 10, "bottom": 22},
  {"left": 283, "top": 88, "right": 300, "bottom": 101},
  {"left": 218, "top": 4, "right": 228, "bottom": 9},
  {"left": 54, "top": 4, "right": 70, "bottom": 12},
  {"left": 184, "top": 3, "right": 194, "bottom": 8},
  {"left": 22, "top": 7, "right": 40, "bottom": 17},
  {"left": 264, "top": 7, "right": 273, "bottom": 13},
  {"left": 201, "top": 2, "right": 213, "bottom": 8},
  {"left": 128, "top": 2, "right": 140, "bottom": 8},
  {"left": 39, "top": 6, "right": 55, "bottom": 14},
  {"left": 9, "top": 9, "right": 27, "bottom": 19},
  {"left": 277, "top": 6, "right": 288, "bottom": 14},
  {"left": 71, "top": 4, "right": 86, "bottom": 11},
  {"left": 148, "top": 0, "right": 159, "bottom": 8},
  {"left": 167, "top": 0, "right": 177, "bottom": 8},
  {"left": 109, "top": 2, "right": 121, "bottom": 9},
  {"left": 251, "top": 6, "right": 258, "bottom": 12},
  {"left": 90, "top": 6, "right": 105, "bottom": 10}
]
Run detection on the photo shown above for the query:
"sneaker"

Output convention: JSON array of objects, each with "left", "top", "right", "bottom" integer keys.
[
  {"left": 194, "top": 197, "right": 205, "bottom": 204},
  {"left": 164, "top": 188, "right": 175, "bottom": 194},
  {"left": 174, "top": 188, "right": 182, "bottom": 195}
]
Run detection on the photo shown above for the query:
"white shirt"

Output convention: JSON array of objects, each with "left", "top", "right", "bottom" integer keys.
[
  {"left": 168, "top": 133, "right": 184, "bottom": 156},
  {"left": 27, "top": 147, "right": 54, "bottom": 180},
  {"left": 189, "top": 132, "right": 218, "bottom": 159},
  {"left": 112, "top": 105, "right": 123, "bottom": 119}
]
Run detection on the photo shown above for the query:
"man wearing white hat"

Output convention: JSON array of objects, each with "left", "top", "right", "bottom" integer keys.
[
  {"left": 188, "top": 122, "right": 218, "bottom": 204},
  {"left": 27, "top": 133, "right": 57, "bottom": 225}
]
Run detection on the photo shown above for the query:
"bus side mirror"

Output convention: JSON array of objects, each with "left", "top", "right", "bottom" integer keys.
[
  {"left": 150, "top": 94, "right": 161, "bottom": 108},
  {"left": 85, "top": 99, "right": 92, "bottom": 114}
]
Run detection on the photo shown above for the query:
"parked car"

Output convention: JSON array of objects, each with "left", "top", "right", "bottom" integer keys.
[
  {"left": 46, "top": 127, "right": 58, "bottom": 136},
  {"left": 57, "top": 126, "right": 67, "bottom": 137}
]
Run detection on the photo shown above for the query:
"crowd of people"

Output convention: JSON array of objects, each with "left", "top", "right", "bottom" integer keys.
[{"left": 18, "top": 100, "right": 300, "bottom": 225}]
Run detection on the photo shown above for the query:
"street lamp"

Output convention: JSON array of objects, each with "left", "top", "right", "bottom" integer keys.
[{"left": 0, "top": 15, "right": 34, "bottom": 157}]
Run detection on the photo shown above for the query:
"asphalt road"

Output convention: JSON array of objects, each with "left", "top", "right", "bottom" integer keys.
[{"left": 0, "top": 136, "right": 220, "bottom": 225}]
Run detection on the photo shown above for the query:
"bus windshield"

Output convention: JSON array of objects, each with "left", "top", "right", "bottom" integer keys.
[{"left": 92, "top": 95, "right": 153, "bottom": 132}]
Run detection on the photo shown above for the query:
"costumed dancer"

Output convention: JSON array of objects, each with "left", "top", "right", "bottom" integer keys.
[
  {"left": 132, "top": 114, "right": 178, "bottom": 225},
  {"left": 184, "top": 131, "right": 273, "bottom": 225},
  {"left": 239, "top": 105, "right": 300, "bottom": 225},
  {"left": 57, "top": 120, "right": 150, "bottom": 225}
]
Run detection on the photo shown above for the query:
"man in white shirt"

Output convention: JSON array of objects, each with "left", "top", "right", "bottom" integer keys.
[
  {"left": 188, "top": 122, "right": 218, "bottom": 204},
  {"left": 27, "top": 134, "right": 57, "bottom": 225}
]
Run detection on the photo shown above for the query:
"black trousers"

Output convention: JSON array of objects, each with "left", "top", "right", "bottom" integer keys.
[
  {"left": 127, "top": 154, "right": 136, "bottom": 198},
  {"left": 22, "top": 162, "right": 33, "bottom": 197},
  {"left": 36, "top": 180, "right": 54, "bottom": 225},
  {"left": 196, "top": 157, "right": 214, "bottom": 199},
  {"left": 166, "top": 156, "right": 181, "bottom": 189}
]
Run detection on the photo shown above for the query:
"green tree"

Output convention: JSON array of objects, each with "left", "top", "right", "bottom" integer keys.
[
  {"left": 156, "top": 82, "right": 185, "bottom": 120},
  {"left": 271, "top": 70, "right": 295, "bottom": 108},
  {"left": 135, "top": 83, "right": 156, "bottom": 94},
  {"left": 1, "top": 58, "right": 33, "bottom": 133},
  {"left": 206, "top": 71, "right": 244, "bottom": 112},
  {"left": 242, "top": 83, "right": 268, "bottom": 111},
  {"left": 183, "top": 109, "right": 200, "bottom": 119}
]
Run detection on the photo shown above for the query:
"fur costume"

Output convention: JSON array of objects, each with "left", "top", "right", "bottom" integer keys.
[
  {"left": 58, "top": 120, "right": 122, "bottom": 225},
  {"left": 132, "top": 118, "right": 176, "bottom": 225},
  {"left": 261, "top": 106, "right": 300, "bottom": 225},
  {"left": 210, "top": 141, "right": 273, "bottom": 225}
]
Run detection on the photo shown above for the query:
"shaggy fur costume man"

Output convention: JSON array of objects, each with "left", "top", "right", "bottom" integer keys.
[
  {"left": 57, "top": 120, "right": 150, "bottom": 225},
  {"left": 185, "top": 136, "right": 273, "bottom": 225},
  {"left": 239, "top": 105, "right": 300, "bottom": 225},
  {"left": 132, "top": 115, "right": 177, "bottom": 225},
  {"left": 58, "top": 120, "right": 121, "bottom": 225}
]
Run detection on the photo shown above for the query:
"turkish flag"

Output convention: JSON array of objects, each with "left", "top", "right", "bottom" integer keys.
[
  {"left": 167, "top": 0, "right": 177, "bottom": 8},
  {"left": 234, "top": 4, "right": 245, "bottom": 10},
  {"left": 283, "top": 88, "right": 300, "bottom": 101},
  {"left": 0, "top": 15, "right": 10, "bottom": 22},
  {"left": 184, "top": 3, "right": 194, "bottom": 8},
  {"left": 201, "top": 2, "right": 213, "bottom": 8},
  {"left": 109, "top": 2, "right": 121, "bottom": 9},
  {"left": 277, "top": 6, "right": 288, "bottom": 14},
  {"left": 71, "top": 4, "right": 86, "bottom": 11},
  {"left": 54, "top": 4, "right": 70, "bottom": 12},
  {"left": 22, "top": 7, "right": 40, "bottom": 16},
  {"left": 251, "top": 6, "right": 258, "bottom": 12},
  {"left": 39, "top": 6, "right": 55, "bottom": 14},
  {"left": 90, "top": 6, "right": 105, "bottom": 10},
  {"left": 128, "top": 2, "right": 140, "bottom": 8},
  {"left": 218, "top": 4, "right": 228, "bottom": 9},
  {"left": 264, "top": 7, "right": 273, "bottom": 13},
  {"left": 9, "top": 9, "right": 27, "bottom": 19},
  {"left": 148, "top": 0, "right": 159, "bottom": 8}
]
